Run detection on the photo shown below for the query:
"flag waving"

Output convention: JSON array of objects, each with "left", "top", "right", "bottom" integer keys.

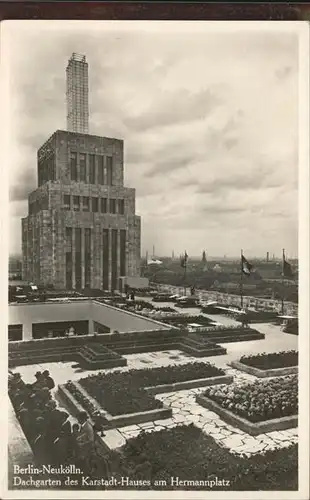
[
  {"left": 282, "top": 251, "right": 293, "bottom": 278},
  {"left": 180, "top": 251, "right": 188, "bottom": 268},
  {"left": 241, "top": 255, "right": 253, "bottom": 276}
]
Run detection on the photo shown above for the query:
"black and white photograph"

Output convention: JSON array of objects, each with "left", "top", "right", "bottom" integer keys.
[{"left": 2, "top": 20, "right": 309, "bottom": 498}]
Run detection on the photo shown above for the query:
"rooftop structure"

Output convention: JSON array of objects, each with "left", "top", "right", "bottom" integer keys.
[
  {"left": 22, "top": 54, "right": 141, "bottom": 291},
  {"left": 66, "top": 53, "right": 89, "bottom": 134}
]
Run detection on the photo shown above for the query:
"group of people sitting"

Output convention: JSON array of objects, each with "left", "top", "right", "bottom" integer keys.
[{"left": 9, "top": 371, "right": 110, "bottom": 476}]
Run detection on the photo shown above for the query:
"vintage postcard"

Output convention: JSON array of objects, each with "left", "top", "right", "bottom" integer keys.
[{"left": 1, "top": 19, "right": 309, "bottom": 499}]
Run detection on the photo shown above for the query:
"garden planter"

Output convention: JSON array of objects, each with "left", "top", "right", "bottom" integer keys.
[
  {"left": 58, "top": 383, "right": 172, "bottom": 428},
  {"left": 196, "top": 394, "right": 298, "bottom": 435},
  {"left": 229, "top": 360, "right": 298, "bottom": 378}
]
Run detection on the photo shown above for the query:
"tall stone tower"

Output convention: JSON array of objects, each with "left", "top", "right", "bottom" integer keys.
[
  {"left": 66, "top": 53, "right": 89, "bottom": 134},
  {"left": 21, "top": 54, "right": 141, "bottom": 291}
]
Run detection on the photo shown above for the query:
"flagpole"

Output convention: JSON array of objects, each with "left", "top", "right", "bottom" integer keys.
[
  {"left": 184, "top": 251, "right": 187, "bottom": 296},
  {"left": 240, "top": 249, "right": 244, "bottom": 309},
  {"left": 281, "top": 248, "right": 285, "bottom": 315}
]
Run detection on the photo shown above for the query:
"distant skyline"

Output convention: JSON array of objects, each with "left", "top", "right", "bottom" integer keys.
[{"left": 5, "top": 21, "right": 301, "bottom": 257}]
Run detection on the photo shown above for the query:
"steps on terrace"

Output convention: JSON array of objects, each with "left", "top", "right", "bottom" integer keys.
[
  {"left": 105, "top": 336, "right": 183, "bottom": 355},
  {"left": 78, "top": 344, "right": 127, "bottom": 370},
  {"left": 181, "top": 336, "right": 226, "bottom": 357},
  {"left": 192, "top": 327, "right": 265, "bottom": 344}
]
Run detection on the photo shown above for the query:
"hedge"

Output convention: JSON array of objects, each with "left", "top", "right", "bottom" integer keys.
[{"left": 120, "top": 424, "right": 298, "bottom": 490}]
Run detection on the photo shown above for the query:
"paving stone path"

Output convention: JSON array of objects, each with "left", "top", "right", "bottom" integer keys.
[{"left": 116, "top": 366, "right": 298, "bottom": 456}]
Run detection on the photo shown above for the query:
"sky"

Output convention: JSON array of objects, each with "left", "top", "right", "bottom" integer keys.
[{"left": 5, "top": 21, "right": 301, "bottom": 259}]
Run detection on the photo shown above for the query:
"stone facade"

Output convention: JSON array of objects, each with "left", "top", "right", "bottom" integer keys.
[{"left": 22, "top": 130, "right": 141, "bottom": 290}]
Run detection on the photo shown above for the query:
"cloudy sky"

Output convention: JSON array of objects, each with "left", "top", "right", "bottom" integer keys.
[{"left": 5, "top": 21, "right": 301, "bottom": 258}]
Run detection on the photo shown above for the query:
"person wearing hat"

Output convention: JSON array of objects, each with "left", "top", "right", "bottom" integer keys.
[
  {"left": 9, "top": 373, "right": 26, "bottom": 393},
  {"left": 31, "top": 371, "right": 46, "bottom": 390},
  {"left": 92, "top": 410, "right": 109, "bottom": 437},
  {"left": 75, "top": 411, "right": 96, "bottom": 473},
  {"left": 32, "top": 416, "right": 47, "bottom": 460},
  {"left": 43, "top": 401, "right": 70, "bottom": 443},
  {"left": 42, "top": 370, "right": 55, "bottom": 390},
  {"left": 68, "top": 423, "right": 80, "bottom": 460}
]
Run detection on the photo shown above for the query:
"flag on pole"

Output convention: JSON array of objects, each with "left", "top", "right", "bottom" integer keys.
[
  {"left": 241, "top": 255, "right": 253, "bottom": 276},
  {"left": 283, "top": 258, "right": 293, "bottom": 278},
  {"left": 180, "top": 251, "right": 188, "bottom": 268}
]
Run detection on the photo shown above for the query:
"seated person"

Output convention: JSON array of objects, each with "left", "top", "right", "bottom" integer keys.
[
  {"left": 30, "top": 387, "right": 52, "bottom": 409},
  {"left": 30, "top": 371, "right": 48, "bottom": 390},
  {"left": 92, "top": 410, "right": 109, "bottom": 436},
  {"left": 44, "top": 400, "right": 70, "bottom": 441},
  {"left": 76, "top": 411, "right": 95, "bottom": 452},
  {"left": 42, "top": 370, "right": 55, "bottom": 390},
  {"left": 9, "top": 373, "right": 26, "bottom": 392},
  {"left": 68, "top": 423, "right": 80, "bottom": 459}
]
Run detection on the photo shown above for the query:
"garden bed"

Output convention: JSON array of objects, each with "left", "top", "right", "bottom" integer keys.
[
  {"left": 239, "top": 350, "right": 298, "bottom": 370},
  {"left": 64, "top": 363, "right": 228, "bottom": 423},
  {"left": 59, "top": 383, "right": 172, "bottom": 429},
  {"left": 166, "top": 315, "right": 215, "bottom": 327},
  {"left": 230, "top": 351, "right": 298, "bottom": 378},
  {"left": 230, "top": 360, "right": 298, "bottom": 378},
  {"left": 196, "top": 394, "right": 298, "bottom": 435},
  {"left": 119, "top": 424, "right": 298, "bottom": 490},
  {"left": 197, "top": 375, "right": 298, "bottom": 435}
]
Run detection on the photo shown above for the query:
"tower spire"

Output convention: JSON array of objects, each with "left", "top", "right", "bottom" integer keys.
[{"left": 66, "top": 53, "right": 89, "bottom": 134}]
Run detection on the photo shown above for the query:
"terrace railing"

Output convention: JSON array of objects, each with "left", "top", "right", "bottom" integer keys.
[{"left": 154, "top": 284, "right": 298, "bottom": 316}]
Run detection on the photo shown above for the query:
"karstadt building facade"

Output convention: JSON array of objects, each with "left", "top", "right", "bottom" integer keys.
[{"left": 21, "top": 54, "right": 141, "bottom": 291}]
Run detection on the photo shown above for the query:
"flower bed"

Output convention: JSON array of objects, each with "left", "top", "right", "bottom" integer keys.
[
  {"left": 60, "top": 382, "right": 172, "bottom": 428},
  {"left": 202, "top": 375, "right": 298, "bottom": 423},
  {"left": 67, "top": 378, "right": 163, "bottom": 416},
  {"left": 66, "top": 363, "right": 225, "bottom": 417},
  {"left": 156, "top": 306, "right": 176, "bottom": 313},
  {"left": 166, "top": 315, "right": 215, "bottom": 327},
  {"left": 120, "top": 424, "right": 298, "bottom": 490},
  {"left": 240, "top": 351, "right": 298, "bottom": 370}
]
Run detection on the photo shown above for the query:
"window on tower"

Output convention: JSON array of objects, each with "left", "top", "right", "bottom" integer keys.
[
  {"left": 82, "top": 196, "right": 90, "bottom": 212},
  {"left": 92, "top": 197, "right": 99, "bottom": 213},
  {"left": 64, "top": 195, "right": 71, "bottom": 210},
  {"left": 98, "top": 156, "right": 104, "bottom": 185},
  {"left": 118, "top": 199, "right": 125, "bottom": 215},
  {"left": 106, "top": 156, "right": 113, "bottom": 185},
  {"left": 109, "top": 198, "right": 116, "bottom": 214},
  {"left": 73, "top": 195, "right": 80, "bottom": 211},
  {"left": 70, "top": 152, "right": 78, "bottom": 181},
  {"left": 101, "top": 198, "right": 107, "bottom": 213},
  {"left": 89, "top": 154, "right": 96, "bottom": 184},
  {"left": 79, "top": 153, "right": 86, "bottom": 182}
]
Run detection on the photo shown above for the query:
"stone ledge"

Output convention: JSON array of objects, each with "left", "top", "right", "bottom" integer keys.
[
  {"left": 8, "top": 397, "right": 36, "bottom": 488},
  {"left": 146, "top": 374, "right": 233, "bottom": 395},
  {"left": 196, "top": 394, "right": 298, "bottom": 436},
  {"left": 230, "top": 360, "right": 298, "bottom": 378}
]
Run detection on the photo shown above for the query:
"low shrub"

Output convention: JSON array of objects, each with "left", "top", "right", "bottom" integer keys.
[
  {"left": 121, "top": 424, "right": 298, "bottom": 490},
  {"left": 156, "top": 307, "right": 176, "bottom": 313},
  {"left": 67, "top": 378, "right": 163, "bottom": 416},
  {"left": 167, "top": 315, "right": 214, "bottom": 326},
  {"left": 204, "top": 375, "right": 298, "bottom": 423},
  {"left": 240, "top": 350, "right": 298, "bottom": 370}
]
